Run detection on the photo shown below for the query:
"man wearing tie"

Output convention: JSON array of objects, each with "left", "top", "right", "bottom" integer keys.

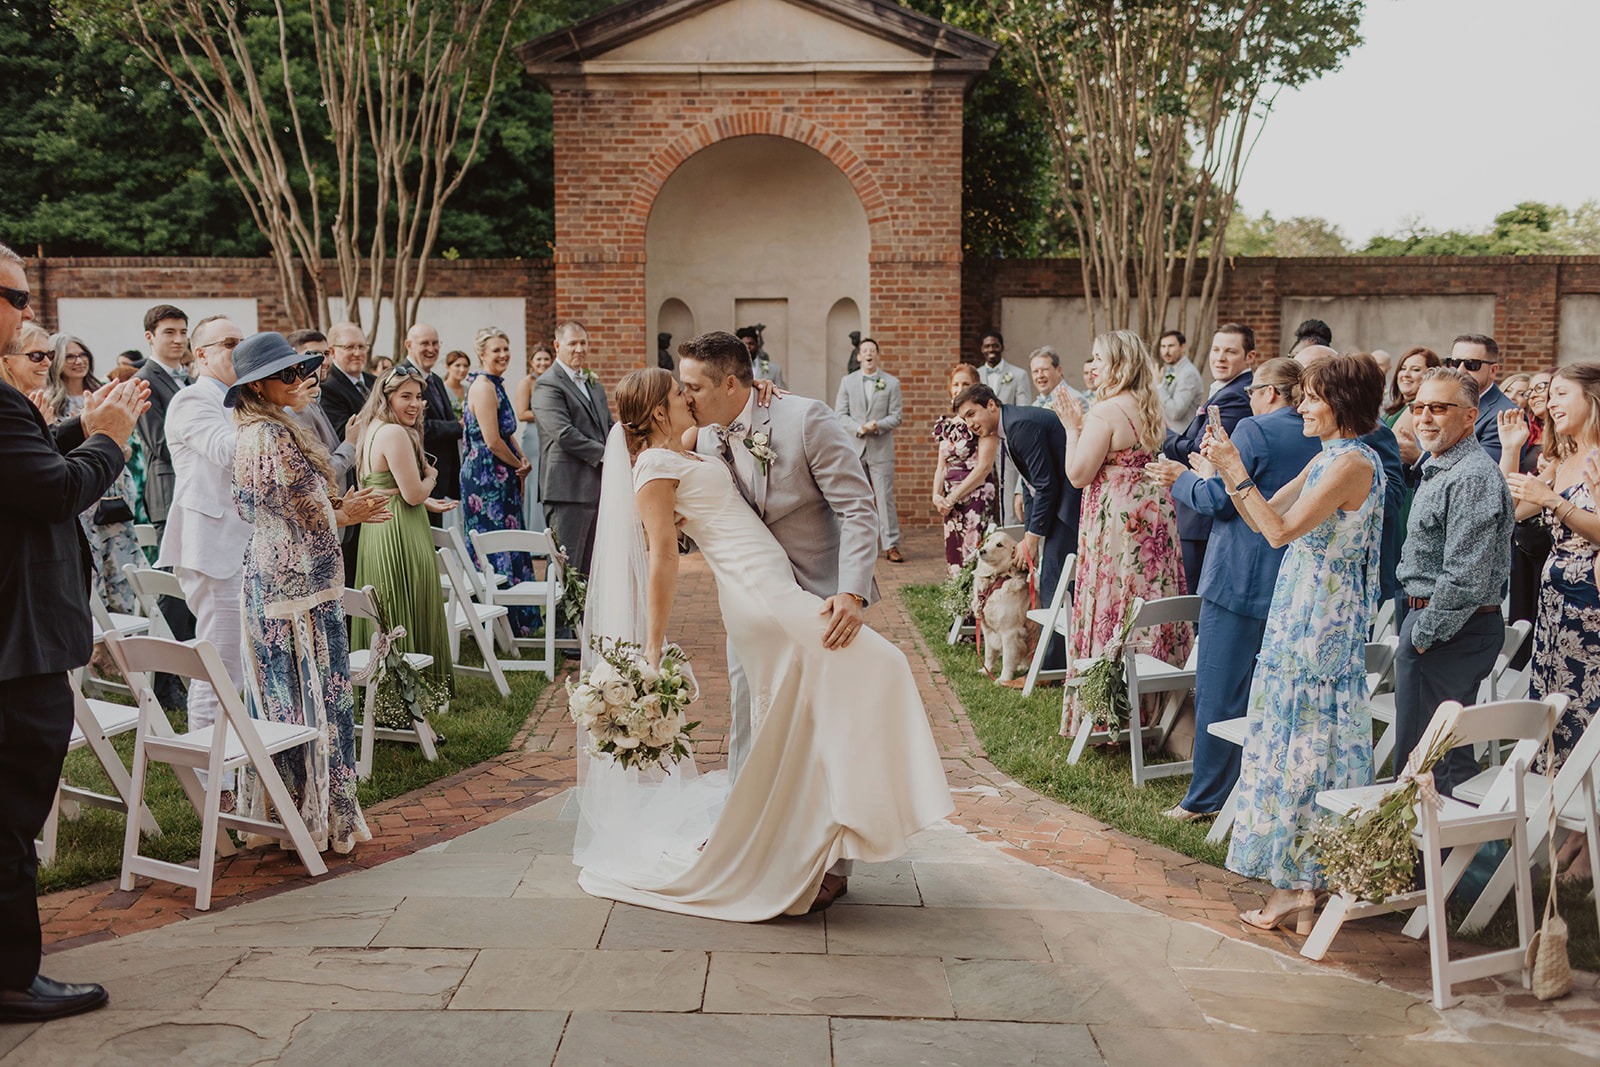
[
  {"left": 398, "top": 322, "right": 463, "bottom": 523},
  {"left": 835, "top": 338, "right": 905, "bottom": 563},
  {"left": 532, "top": 320, "right": 611, "bottom": 575},
  {"left": 320, "top": 322, "right": 375, "bottom": 584}
]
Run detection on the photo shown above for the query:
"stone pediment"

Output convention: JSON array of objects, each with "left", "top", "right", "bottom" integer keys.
[{"left": 518, "top": 0, "right": 996, "bottom": 75}]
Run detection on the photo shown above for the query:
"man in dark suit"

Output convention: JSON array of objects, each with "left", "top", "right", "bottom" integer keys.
[
  {"left": 954, "top": 382, "right": 1081, "bottom": 674},
  {"left": 321, "top": 322, "right": 376, "bottom": 584},
  {"left": 399, "top": 322, "right": 463, "bottom": 525},
  {"left": 0, "top": 245, "right": 148, "bottom": 1022},
  {"left": 1448, "top": 333, "right": 1527, "bottom": 467},
  {"left": 133, "top": 303, "right": 188, "bottom": 529},
  {"left": 1164, "top": 324, "right": 1256, "bottom": 592},
  {"left": 532, "top": 320, "right": 611, "bottom": 575}
]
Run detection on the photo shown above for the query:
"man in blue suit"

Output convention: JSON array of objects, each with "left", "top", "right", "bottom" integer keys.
[
  {"left": 955, "top": 383, "right": 1081, "bottom": 673},
  {"left": 1449, "top": 333, "right": 1528, "bottom": 468},
  {"left": 1148, "top": 358, "right": 1321, "bottom": 818},
  {"left": 1164, "top": 324, "right": 1257, "bottom": 593}
]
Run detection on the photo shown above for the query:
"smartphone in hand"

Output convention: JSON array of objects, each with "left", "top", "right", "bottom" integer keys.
[{"left": 1206, "top": 404, "right": 1222, "bottom": 437}]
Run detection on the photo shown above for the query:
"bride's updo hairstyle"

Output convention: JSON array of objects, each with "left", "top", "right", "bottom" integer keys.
[{"left": 617, "top": 366, "right": 675, "bottom": 455}]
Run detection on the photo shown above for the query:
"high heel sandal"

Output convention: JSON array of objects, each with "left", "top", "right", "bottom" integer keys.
[{"left": 1239, "top": 890, "right": 1317, "bottom": 935}]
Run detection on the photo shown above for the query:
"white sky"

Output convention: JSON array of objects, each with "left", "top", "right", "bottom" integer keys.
[{"left": 1235, "top": 0, "right": 1599, "bottom": 244}]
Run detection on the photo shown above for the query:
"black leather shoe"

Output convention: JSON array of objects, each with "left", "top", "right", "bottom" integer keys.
[{"left": 0, "top": 975, "right": 109, "bottom": 1023}]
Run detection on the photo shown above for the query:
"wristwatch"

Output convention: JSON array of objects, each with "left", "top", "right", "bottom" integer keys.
[
  {"left": 847, "top": 593, "right": 868, "bottom": 608},
  {"left": 1233, "top": 476, "right": 1255, "bottom": 493}
]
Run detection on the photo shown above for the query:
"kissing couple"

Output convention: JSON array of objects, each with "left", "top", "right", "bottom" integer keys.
[{"left": 573, "top": 330, "right": 951, "bottom": 920}]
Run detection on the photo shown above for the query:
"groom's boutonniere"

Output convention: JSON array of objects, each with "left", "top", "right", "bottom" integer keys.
[{"left": 743, "top": 430, "right": 777, "bottom": 472}]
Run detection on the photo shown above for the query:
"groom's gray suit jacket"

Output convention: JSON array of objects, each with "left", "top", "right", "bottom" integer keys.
[{"left": 695, "top": 392, "right": 879, "bottom": 606}]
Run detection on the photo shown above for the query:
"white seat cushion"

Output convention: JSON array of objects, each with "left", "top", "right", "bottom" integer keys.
[
  {"left": 1206, "top": 717, "right": 1249, "bottom": 746},
  {"left": 498, "top": 580, "right": 554, "bottom": 600},
  {"left": 159, "top": 720, "right": 320, "bottom": 769},
  {"left": 451, "top": 602, "right": 509, "bottom": 628},
  {"left": 94, "top": 614, "right": 150, "bottom": 641},
  {"left": 349, "top": 649, "right": 435, "bottom": 678},
  {"left": 84, "top": 698, "right": 141, "bottom": 738}
]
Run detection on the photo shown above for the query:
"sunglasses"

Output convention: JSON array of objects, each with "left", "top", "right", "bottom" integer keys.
[
  {"left": 1244, "top": 383, "right": 1277, "bottom": 394},
  {"left": 0, "top": 285, "right": 29, "bottom": 312},
  {"left": 199, "top": 335, "right": 243, "bottom": 352},
  {"left": 267, "top": 359, "right": 321, "bottom": 384},
  {"left": 12, "top": 350, "right": 52, "bottom": 364},
  {"left": 1409, "top": 401, "right": 1465, "bottom": 417},
  {"left": 1444, "top": 358, "right": 1493, "bottom": 372}
]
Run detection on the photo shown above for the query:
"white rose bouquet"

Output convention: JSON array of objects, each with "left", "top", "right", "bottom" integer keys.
[{"left": 567, "top": 636, "right": 700, "bottom": 771}]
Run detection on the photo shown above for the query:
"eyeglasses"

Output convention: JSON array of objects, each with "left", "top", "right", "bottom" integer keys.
[
  {"left": 1530, "top": 383, "right": 1550, "bottom": 395},
  {"left": 16, "top": 350, "right": 51, "bottom": 364},
  {"left": 0, "top": 285, "right": 29, "bottom": 311},
  {"left": 333, "top": 343, "right": 369, "bottom": 353},
  {"left": 64, "top": 352, "right": 90, "bottom": 362},
  {"left": 1409, "top": 401, "right": 1465, "bottom": 417},
  {"left": 1444, "top": 358, "right": 1493, "bottom": 372},
  {"left": 199, "top": 336, "right": 242, "bottom": 352},
  {"left": 267, "top": 360, "right": 320, "bottom": 384}
]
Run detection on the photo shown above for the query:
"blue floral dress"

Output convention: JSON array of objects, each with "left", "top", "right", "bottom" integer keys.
[
  {"left": 66, "top": 394, "right": 143, "bottom": 612},
  {"left": 1227, "top": 439, "right": 1383, "bottom": 890},
  {"left": 234, "top": 418, "right": 371, "bottom": 855},
  {"left": 1530, "top": 480, "right": 1600, "bottom": 772},
  {"left": 462, "top": 371, "right": 537, "bottom": 635}
]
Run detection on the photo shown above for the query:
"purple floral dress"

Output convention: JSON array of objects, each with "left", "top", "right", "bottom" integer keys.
[
  {"left": 234, "top": 418, "right": 370, "bottom": 855},
  {"left": 462, "top": 371, "right": 536, "bottom": 635},
  {"left": 934, "top": 415, "right": 996, "bottom": 571}
]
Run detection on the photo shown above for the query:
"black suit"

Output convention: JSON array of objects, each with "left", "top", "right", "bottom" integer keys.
[
  {"left": 0, "top": 382, "right": 124, "bottom": 990},
  {"left": 1164, "top": 371, "right": 1253, "bottom": 592},
  {"left": 133, "top": 361, "right": 182, "bottom": 525},
  {"left": 320, "top": 370, "right": 375, "bottom": 584},
  {"left": 399, "top": 361, "right": 463, "bottom": 506},
  {"left": 1000, "top": 404, "right": 1082, "bottom": 669}
]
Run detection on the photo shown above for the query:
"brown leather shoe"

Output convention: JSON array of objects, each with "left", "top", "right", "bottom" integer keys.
[
  {"left": 808, "top": 873, "right": 849, "bottom": 913},
  {"left": 886, "top": 547, "right": 905, "bottom": 563}
]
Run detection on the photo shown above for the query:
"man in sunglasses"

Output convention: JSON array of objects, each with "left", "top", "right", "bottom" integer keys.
[
  {"left": 157, "top": 316, "right": 252, "bottom": 797},
  {"left": 1446, "top": 333, "right": 1527, "bottom": 468},
  {"left": 0, "top": 241, "right": 149, "bottom": 1021}
]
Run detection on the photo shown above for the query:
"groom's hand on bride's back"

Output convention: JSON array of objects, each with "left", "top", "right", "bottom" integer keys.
[{"left": 819, "top": 593, "right": 866, "bottom": 649}]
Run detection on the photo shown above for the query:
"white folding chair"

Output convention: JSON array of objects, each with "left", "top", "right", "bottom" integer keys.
[
  {"left": 1449, "top": 706, "right": 1600, "bottom": 935},
  {"left": 343, "top": 586, "right": 440, "bottom": 778},
  {"left": 1021, "top": 553, "right": 1077, "bottom": 696},
  {"left": 1063, "top": 595, "right": 1200, "bottom": 787},
  {"left": 36, "top": 682, "right": 162, "bottom": 867},
  {"left": 1299, "top": 696, "right": 1562, "bottom": 1009},
  {"left": 85, "top": 587, "right": 150, "bottom": 700},
  {"left": 121, "top": 565, "right": 184, "bottom": 641},
  {"left": 469, "top": 528, "right": 563, "bottom": 677},
  {"left": 432, "top": 526, "right": 516, "bottom": 653},
  {"left": 105, "top": 633, "right": 329, "bottom": 910},
  {"left": 1369, "top": 596, "right": 1396, "bottom": 642},
  {"left": 133, "top": 523, "right": 161, "bottom": 554},
  {"left": 437, "top": 548, "right": 512, "bottom": 697},
  {"left": 1206, "top": 639, "right": 1397, "bottom": 844}
]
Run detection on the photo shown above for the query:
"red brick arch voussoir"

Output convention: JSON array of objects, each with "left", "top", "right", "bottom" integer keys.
[{"left": 622, "top": 111, "right": 892, "bottom": 248}]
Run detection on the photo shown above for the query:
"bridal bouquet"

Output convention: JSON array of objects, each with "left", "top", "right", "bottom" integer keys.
[{"left": 567, "top": 637, "right": 700, "bottom": 771}]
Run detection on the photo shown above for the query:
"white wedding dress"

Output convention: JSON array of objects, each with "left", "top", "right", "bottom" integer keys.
[{"left": 574, "top": 442, "right": 953, "bottom": 920}]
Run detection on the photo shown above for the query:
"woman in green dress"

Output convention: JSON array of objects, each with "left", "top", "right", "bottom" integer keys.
[{"left": 351, "top": 366, "right": 458, "bottom": 700}]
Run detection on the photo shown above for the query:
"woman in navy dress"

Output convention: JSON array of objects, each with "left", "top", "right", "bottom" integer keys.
[{"left": 462, "top": 326, "right": 536, "bottom": 635}]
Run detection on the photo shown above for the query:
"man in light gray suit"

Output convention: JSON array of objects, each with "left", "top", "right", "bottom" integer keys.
[
  {"left": 532, "top": 320, "right": 611, "bottom": 576},
  {"left": 834, "top": 337, "right": 904, "bottom": 563},
  {"left": 680, "top": 330, "right": 878, "bottom": 907}
]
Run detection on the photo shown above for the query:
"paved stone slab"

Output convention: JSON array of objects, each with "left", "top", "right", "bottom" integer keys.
[
  {"left": 823, "top": 905, "right": 1051, "bottom": 960},
  {"left": 835, "top": 861, "right": 921, "bottom": 906},
  {"left": 276, "top": 1010, "right": 569, "bottom": 1067},
  {"left": 39, "top": 939, "right": 245, "bottom": 1011},
  {"left": 1178, "top": 967, "right": 1436, "bottom": 1037},
  {"left": 137, "top": 893, "right": 404, "bottom": 948},
  {"left": 444, "top": 816, "right": 579, "bottom": 856},
  {"left": 601, "top": 903, "right": 825, "bottom": 953},
  {"left": 295, "top": 853, "right": 534, "bottom": 899},
  {"left": 703, "top": 952, "right": 954, "bottom": 1017},
  {"left": 0, "top": 1024, "right": 38, "bottom": 1060},
  {"left": 1033, "top": 910, "right": 1303, "bottom": 974},
  {"left": 946, "top": 957, "right": 1208, "bottom": 1029},
  {"left": 912, "top": 859, "right": 1142, "bottom": 913},
  {"left": 449, "top": 949, "right": 706, "bottom": 1012},
  {"left": 200, "top": 947, "right": 474, "bottom": 1011},
  {"left": 555, "top": 1012, "right": 832, "bottom": 1066},
  {"left": 0, "top": 1010, "right": 310, "bottom": 1066},
  {"left": 1090, "top": 1027, "right": 1366, "bottom": 1067},
  {"left": 1349, "top": 1034, "right": 1600, "bottom": 1066},
  {"left": 371, "top": 896, "right": 610, "bottom": 949},
  {"left": 831, "top": 1018, "right": 1103, "bottom": 1066},
  {"left": 511, "top": 855, "right": 595, "bottom": 899},
  {"left": 900, "top": 822, "right": 996, "bottom": 864}
]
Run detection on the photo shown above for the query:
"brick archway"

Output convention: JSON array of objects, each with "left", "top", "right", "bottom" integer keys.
[{"left": 624, "top": 111, "right": 891, "bottom": 248}]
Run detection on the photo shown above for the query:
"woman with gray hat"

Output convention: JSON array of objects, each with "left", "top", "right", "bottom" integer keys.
[{"left": 229, "top": 332, "right": 390, "bottom": 855}]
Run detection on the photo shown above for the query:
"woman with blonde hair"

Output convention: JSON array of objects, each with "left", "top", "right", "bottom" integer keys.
[
  {"left": 461, "top": 325, "right": 535, "bottom": 634},
  {"left": 1056, "top": 330, "right": 1190, "bottom": 730}
]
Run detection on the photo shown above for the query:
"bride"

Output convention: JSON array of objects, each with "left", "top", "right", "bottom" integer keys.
[{"left": 573, "top": 367, "right": 952, "bottom": 921}]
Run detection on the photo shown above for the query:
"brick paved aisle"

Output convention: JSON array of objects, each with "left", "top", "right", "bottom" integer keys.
[{"left": 14, "top": 528, "right": 1598, "bottom": 1064}]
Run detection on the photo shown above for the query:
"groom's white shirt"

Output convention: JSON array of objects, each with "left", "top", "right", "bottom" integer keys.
[{"left": 724, "top": 391, "right": 760, "bottom": 490}]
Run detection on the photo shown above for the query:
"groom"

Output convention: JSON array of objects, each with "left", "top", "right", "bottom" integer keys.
[{"left": 679, "top": 331, "right": 879, "bottom": 905}]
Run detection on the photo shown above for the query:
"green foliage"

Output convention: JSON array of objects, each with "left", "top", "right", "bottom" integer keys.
[
  {"left": 1361, "top": 201, "right": 1600, "bottom": 256},
  {"left": 1226, "top": 209, "right": 1350, "bottom": 257}
]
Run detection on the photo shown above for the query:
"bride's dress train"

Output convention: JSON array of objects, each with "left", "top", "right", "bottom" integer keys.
[{"left": 574, "top": 444, "right": 952, "bottom": 921}]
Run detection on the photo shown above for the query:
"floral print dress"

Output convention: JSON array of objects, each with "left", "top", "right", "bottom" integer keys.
[
  {"left": 1060, "top": 443, "right": 1191, "bottom": 735},
  {"left": 66, "top": 393, "right": 142, "bottom": 612},
  {"left": 1228, "top": 439, "right": 1382, "bottom": 890},
  {"left": 1530, "top": 480, "right": 1600, "bottom": 772},
  {"left": 933, "top": 415, "right": 996, "bottom": 570},
  {"left": 234, "top": 419, "right": 370, "bottom": 855},
  {"left": 462, "top": 371, "right": 537, "bottom": 635}
]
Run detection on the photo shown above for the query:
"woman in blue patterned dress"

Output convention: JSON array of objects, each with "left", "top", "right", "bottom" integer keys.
[
  {"left": 229, "top": 333, "right": 390, "bottom": 855},
  {"left": 462, "top": 326, "right": 536, "bottom": 635},
  {"left": 1202, "top": 353, "right": 1386, "bottom": 934}
]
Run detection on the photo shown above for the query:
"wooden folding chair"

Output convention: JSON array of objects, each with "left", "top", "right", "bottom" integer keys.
[
  {"left": 469, "top": 528, "right": 564, "bottom": 677},
  {"left": 343, "top": 586, "right": 440, "bottom": 778},
  {"left": 436, "top": 547, "right": 512, "bottom": 697},
  {"left": 1020, "top": 552, "right": 1077, "bottom": 696},
  {"left": 36, "top": 680, "right": 162, "bottom": 867},
  {"left": 1299, "top": 696, "right": 1563, "bottom": 1009},
  {"left": 105, "top": 633, "right": 329, "bottom": 910}
]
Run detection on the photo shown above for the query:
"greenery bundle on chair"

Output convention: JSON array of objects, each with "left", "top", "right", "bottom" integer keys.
[
  {"left": 365, "top": 590, "right": 449, "bottom": 731},
  {"left": 1076, "top": 613, "right": 1136, "bottom": 731}
]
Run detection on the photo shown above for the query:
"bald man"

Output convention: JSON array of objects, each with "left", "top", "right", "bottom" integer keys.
[{"left": 399, "top": 322, "right": 463, "bottom": 518}]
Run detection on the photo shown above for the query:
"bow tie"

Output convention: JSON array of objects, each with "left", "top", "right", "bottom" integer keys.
[{"left": 725, "top": 420, "right": 746, "bottom": 438}]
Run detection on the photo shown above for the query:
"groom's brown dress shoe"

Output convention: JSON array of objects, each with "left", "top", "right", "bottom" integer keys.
[
  {"left": 808, "top": 873, "right": 849, "bottom": 913},
  {"left": 886, "top": 547, "right": 905, "bottom": 563},
  {"left": 0, "top": 976, "right": 109, "bottom": 1023}
]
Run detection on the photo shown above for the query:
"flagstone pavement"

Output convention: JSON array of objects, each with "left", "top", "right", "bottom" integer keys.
[{"left": 10, "top": 528, "right": 1600, "bottom": 1065}]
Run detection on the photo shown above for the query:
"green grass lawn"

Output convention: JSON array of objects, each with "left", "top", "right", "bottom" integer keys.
[
  {"left": 39, "top": 651, "right": 549, "bottom": 896},
  {"left": 903, "top": 583, "right": 1598, "bottom": 972}
]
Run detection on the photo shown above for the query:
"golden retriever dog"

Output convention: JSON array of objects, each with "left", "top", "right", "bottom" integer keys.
[{"left": 970, "top": 529, "right": 1032, "bottom": 683}]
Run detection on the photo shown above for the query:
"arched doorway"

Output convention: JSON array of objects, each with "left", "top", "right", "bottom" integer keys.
[{"left": 644, "top": 134, "right": 870, "bottom": 400}]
